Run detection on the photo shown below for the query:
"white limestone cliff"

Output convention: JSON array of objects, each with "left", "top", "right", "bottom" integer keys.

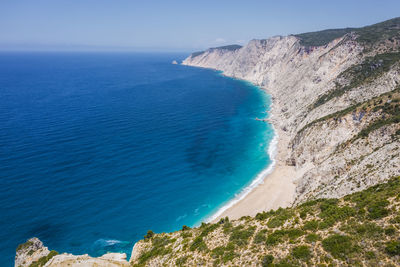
[{"left": 183, "top": 32, "right": 400, "bottom": 204}]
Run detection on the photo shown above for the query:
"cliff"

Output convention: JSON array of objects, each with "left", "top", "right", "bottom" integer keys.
[{"left": 182, "top": 17, "right": 400, "bottom": 204}]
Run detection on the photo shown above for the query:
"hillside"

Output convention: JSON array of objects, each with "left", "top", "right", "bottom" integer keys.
[{"left": 17, "top": 176, "right": 400, "bottom": 266}]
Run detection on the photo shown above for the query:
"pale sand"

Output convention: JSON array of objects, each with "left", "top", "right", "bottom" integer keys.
[{"left": 212, "top": 93, "right": 298, "bottom": 222}]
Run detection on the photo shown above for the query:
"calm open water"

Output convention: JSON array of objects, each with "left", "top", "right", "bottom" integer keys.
[{"left": 0, "top": 52, "right": 273, "bottom": 265}]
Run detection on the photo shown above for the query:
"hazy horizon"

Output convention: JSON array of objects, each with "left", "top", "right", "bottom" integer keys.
[{"left": 1, "top": 0, "right": 399, "bottom": 52}]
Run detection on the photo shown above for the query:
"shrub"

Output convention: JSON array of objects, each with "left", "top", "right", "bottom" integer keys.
[
  {"left": 199, "top": 223, "right": 219, "bottom": 238},
  {"left": 322, "top": 234, "right": 355, "bottom": 260},
  {"left": 190, "top": 236, "right": 207, "bottom": 252},
  {"left": 211, "top": 242, "right": 237, "bottom": 263},
  {"left": 385, "top": 241, "right": 400, "bottom": 256},
  {"left": 266, "top": 230, "right": 285, "bottom": 246},
  {"left": 181, "top": 225, "right": 190, "bottom": 231},
  {"left": 305, "top": 233, "right": 321, "bottom": 243},
  {"left": 319, "top": 205, "right": 355, "bottom": 222},
  {"left": 292, "top": 245, "right": 311, "bottom": 260},
  {"left": 254, "top": 229, "right": 268, "bottom": 244},
  {"left": 367, "top": 199, "right": 389, "bottom": 219},
  {"left": 30, "top": 250, "right": 59, "bottom": 267},
  {"left": 175, "top": 255, "right": 188, "bottom": 266},
  {"left": 286, "top": 229, "right": 305, "bottom": 240},
  {"left": 261, "top": 254, "right": 274, "bottom": 267},
  {"left": 385, "top": 227, "right": 396, "bottom": 236},
  {"left": 144, "top": 230, "right": 154, "bottom": 240},
  {"left": 180, "top": 231, "right": 192, "bottom": 239},
  {"left": 267, "top": 208, "right": 294, "bottom": 228},
  {"left": 218, "top": 217, "right": 229, "bottom": 224},
  {"left": 229, "top": 226, "right": 256, "bottom": 246},
  {"left": 303, "top": 220, "right": 319, "bottom": 231},
  {"left": 16, "top": 240, "right": 33, "bottom": 252}
]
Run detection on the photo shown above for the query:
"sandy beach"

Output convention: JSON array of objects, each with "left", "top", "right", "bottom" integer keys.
[{"left": 212, "top": 93, "right": 298, "bottom": 222}]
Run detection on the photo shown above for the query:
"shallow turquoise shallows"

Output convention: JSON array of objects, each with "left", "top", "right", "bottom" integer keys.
[{"left": 0, "top": 52, "right": 274, "bottom": 265}]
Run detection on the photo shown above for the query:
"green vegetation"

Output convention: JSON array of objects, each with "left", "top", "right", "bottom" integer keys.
[
  {"left": 322, "top": 234, "right": 355, "bottom": 260},
  {"left": 229, "top": 225, "right": 255, "bottom": 246},
  {"left": 312, "top": 52, "right": 400, "bottom": 109},
  {"left": 209, "top": 44, "right": 242, "bottom": 51},
  {"left": 190, "top": 51, "right": 205, "bottom": 58},
  {"left": 137, "top": 236, "right": 173, "bottom": 265},
  {"left": 385, "top": 241, "right": 400, "bottom": 256},
  {"left": 144, "top": 230, "right": 154, "bottom": 240},
  {"left": 29, "top": 250, "right": 58, "bottom": 267},
  {"left": 295, "top": 28, "right": 355, "bottom": 47},
  {"left": 355, "top": 17, "right": 400, "bottom": 49},
  {"left": 16, "top": 240, "right": 34, "bottom": 252},
  {"left": 132, "top": 176, "right": 400, "bottom": 266},
  {"left": 189, "top": 236, "right": 207, "bottom": 252},
  {"left": 261, "top": 254, "right": 274, "bottom": 267},
  {"left": 267, "top": 208, "right": 294, "bottom": 228},
  {"left": 175, "top": 255, "right": 189, "bottom": 266},
  {"left": 295, "top": 17, "right": 400, "bottom": 48},
  {"left": 292, "top": 245, "right": 311, "bottom": 260},
  {"left": 190, "top": 44, "right": 242, "bottom": 58},
  {"left": 298, "top": 87, "right": 400, "bottom": 148}
]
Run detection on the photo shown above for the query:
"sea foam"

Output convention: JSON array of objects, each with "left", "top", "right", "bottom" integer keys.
[{"left": 205, "top": 125, "right": 278, "bottom": 223}]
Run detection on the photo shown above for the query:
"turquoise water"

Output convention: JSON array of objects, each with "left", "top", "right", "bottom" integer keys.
[{"left": 0, "top": 52, "right": 273, "bottom": 265}]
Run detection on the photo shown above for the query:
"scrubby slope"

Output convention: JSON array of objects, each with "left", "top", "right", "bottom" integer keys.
[{"left": 130, "top": 177, "right": 400, "bottom": 266}]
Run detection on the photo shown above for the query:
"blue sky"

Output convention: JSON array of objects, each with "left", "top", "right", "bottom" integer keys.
[{"left": 0, "top": 0, "right": 399, "bottom": 51}]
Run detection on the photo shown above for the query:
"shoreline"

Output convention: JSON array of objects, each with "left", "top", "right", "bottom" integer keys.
[{"left": 208, "top": 84, "right": 297, "bottom": 222}]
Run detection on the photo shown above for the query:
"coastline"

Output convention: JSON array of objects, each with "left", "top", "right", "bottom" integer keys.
[{"left": 208, "top": 85, "right": 297, "bottom": 222}]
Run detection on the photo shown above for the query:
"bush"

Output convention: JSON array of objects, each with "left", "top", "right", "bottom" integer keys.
[
  {"left": 385, "top": 227, "right": 396, "bottom": 236},
  {"left": 322, "top": 234, "right": 355, "bottom": 260},
  {"left": 144, "top": 230, "right": 154, "bottom": 240},
  {"left": 16, "top": 240, "right": 33, "bottom": 252},
  {"left": 199, "top": 223, "right": 219, "bottom": 238},
  {"left": 180, "top": 231, "right": 192, "bottom": 239},
  {"left": 211, "top": 242, "right": 237, "bottom": 263},
  {"left": 267, "top": 208, "right": 294, "bottom": 228},
  {"left": 175, "top": 255, "right": 188, "bottom": 266},
  {"left": 305, "top": 233, "right": 321, "bottom": 243},
  {"left": 266, "top": 230, "right": 285, "bottom": 246},
  {"left": 181, "top": 225, "right": 190, "bottom": 231},
  {"left": 319, "top": 205, "right": 355, "bottom": 222},
  {"left": 190, "top": 236, "right": 207, "bottom": 252},
  {"left": 229, "top": 226, "right": 256, "bottom": 246},
  {"left": 385, "top": 241, "right": 400, "bottom": 256},
  {"left": 30, "top": 250, "right": 59, "bottom": 267},
  {"left": 261, "top": 254, "right": 274, "bottom": 267},
  {"left": 286, "top": 229, "right": 305, "bottom": 240},
  {"left": 254, "top": 230, "right": 268, "bottom": 244},
  {"left": 292, "top": 245, "right": 311, "bottom": 260},
  {"left": 303, "top": 220, "right": 319, "bottom": 231},
  {"left": 367, "top": 199, "right": 389, "bottom": 219}
]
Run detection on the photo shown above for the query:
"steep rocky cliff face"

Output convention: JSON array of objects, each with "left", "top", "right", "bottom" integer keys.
[{"left": 182, "top": 17, "right": 400, "bottom": 204}]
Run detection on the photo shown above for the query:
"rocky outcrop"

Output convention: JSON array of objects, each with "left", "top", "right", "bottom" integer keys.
[
  {"left": 15, "top": 237, "right": 129, "bottom": 267},
  {"left": 183, "top": 17, "right": 400, "bottom": 205},
  {"left": 15, "top": 238, "right": 50, "bottom": 267},
  {"left": 44, "top": 253, "right": 129, "bottom": 267}
]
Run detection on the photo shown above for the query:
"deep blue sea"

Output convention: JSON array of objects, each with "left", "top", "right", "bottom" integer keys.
[{"left": 0, "top": 52, "right": 273, "bottom": 265}]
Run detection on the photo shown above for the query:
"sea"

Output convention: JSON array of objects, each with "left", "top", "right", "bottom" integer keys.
[{"left": 0, "top": 52, "right": 275, "bottom": 265}]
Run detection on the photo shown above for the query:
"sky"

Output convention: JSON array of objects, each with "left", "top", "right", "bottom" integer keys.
[{"left": 0, "top": 0, "right": 399, "bottom": 52}]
